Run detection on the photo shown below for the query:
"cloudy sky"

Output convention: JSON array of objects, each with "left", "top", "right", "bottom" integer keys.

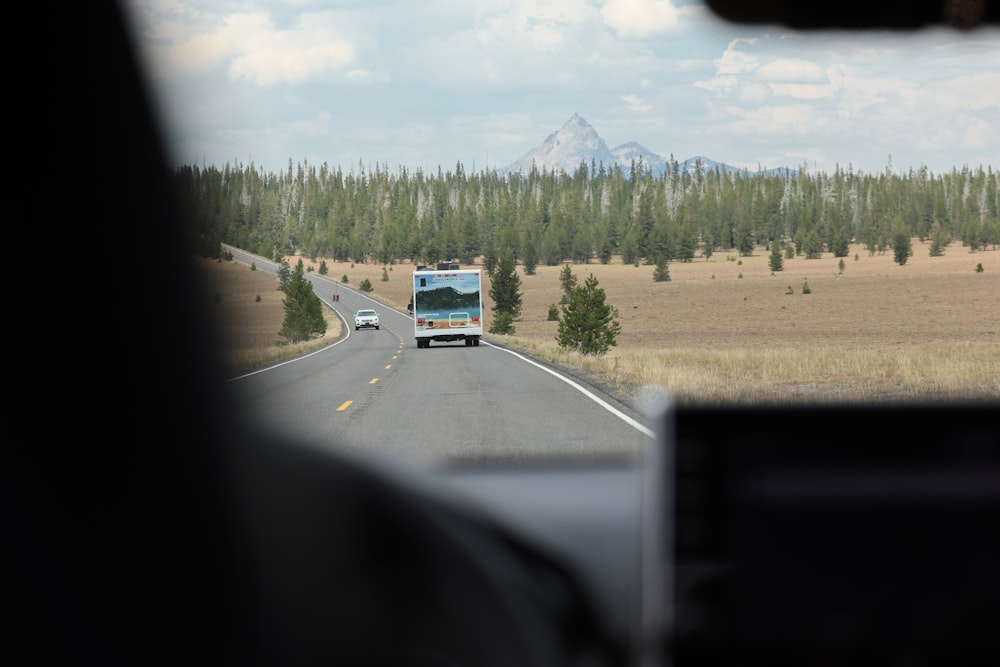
[{"left": 123, "top": 0, "right": 999, "bottom": 177}]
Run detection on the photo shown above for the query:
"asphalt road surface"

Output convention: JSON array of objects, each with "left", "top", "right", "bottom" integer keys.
[{"left": 224, "top": 247, "right": 654, "bottom": 469}]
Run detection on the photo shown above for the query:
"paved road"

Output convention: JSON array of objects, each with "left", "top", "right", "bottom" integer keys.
[{"left": 224, "top": 247, "right": 654, "bottom": 468}]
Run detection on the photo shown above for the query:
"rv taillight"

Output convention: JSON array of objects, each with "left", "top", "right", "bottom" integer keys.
[
  {"left": 472, "top": 316, "right": 479, "bottom": 322},
  {"left": 417, "top": 317, "right": 425, "bottom": 324}
]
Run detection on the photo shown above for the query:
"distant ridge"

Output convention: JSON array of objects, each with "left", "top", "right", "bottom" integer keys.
[{"left": 501, "top": 114, "right": 793, "bottom": 178}]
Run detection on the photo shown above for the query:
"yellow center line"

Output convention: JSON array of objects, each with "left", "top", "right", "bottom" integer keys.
[
  {"left": 370, "top": 378, "right": 379, "bottom": 384},
  {"left": 336, "top": 401, "right": 352, "bottom": 411},
  {"left": 385, "top": 364, "right": 392, "bottom": 369}
]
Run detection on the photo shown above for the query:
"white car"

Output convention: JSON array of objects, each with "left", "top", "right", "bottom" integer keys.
[{"left": 354, "top": 309, "right": 380, "bottom": 331}]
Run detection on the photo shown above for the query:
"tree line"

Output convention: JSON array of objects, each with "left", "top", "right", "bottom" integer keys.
[{"left": 178, "top": 157, "right": 998, "bottom": 269}]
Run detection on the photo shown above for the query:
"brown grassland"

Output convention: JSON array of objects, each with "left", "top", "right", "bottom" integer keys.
[{"left": 203, "top": 239, "right": 999, "bottom": 405}]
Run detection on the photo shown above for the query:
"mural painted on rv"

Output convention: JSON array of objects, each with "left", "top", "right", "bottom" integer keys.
[{"left": 414, "top": 272, "right": 481, "bottom": 329}]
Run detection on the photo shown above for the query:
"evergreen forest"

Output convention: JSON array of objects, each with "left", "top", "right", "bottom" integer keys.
[{"left": 176, "top": 157, "right": 999, "bottom": 268}]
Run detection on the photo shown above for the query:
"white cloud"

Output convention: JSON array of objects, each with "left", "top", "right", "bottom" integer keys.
[
  {"left": 139, "top": 9, "right": 356, "bottom": 85},
  {"left": 694, "top": 75, "right": 737, "bottom": 94},
  {"left": 344, "top": 68, "right": 388, "bottom": 83},
  {"left": 728, "top": 103, "right": 827, "bottom": 137},
  {"left": 962, "top": 118, "right": 992, "bottom": 150},
  {"left": 756, "top": 58, "right": 826, "bottom": 82},
  {"left": 917, "top": 114, "right": 993, "bottom": 152},
  {"left": 753, "top": 57, "right": 837, "bottom": 100},
  {"left": 601, "top": 0, "right": 681, "bottom": 38},
  {"left": 161, "top": 20, "right": 231, "bottom": 74},
  {"left": 738, "top": 82, "right": 774, "bottom": 103},
  {"left": 716, "top": 38, "right": 759, "bottom": 75},
  {"left": 835, "top": 73, "right": 908, "bottom": 116},
  {"left": 476, "top": 0, "right": 594, "bottom": 51},
  {"left": 935, "top": 72, "right": 1000, "bottom": 111},
  {"left": 225, "top": 12, "right": 355, "bottom": 85},
  {"left": 622, "top": 94, "right": 652, "bottom": 112},
  {"left": 768, "top": 82, "right": 835, "bottom": 100}
]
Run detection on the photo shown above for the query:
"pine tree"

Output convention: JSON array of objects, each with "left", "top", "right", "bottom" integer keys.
[
  {"left": 702, "top": 237, "right": 714, "bottom": 261},
  {"left": 522, "top": 235, "right": 539, "bottom": 276},
  {"left": 489, "top": 310, "right": 515, "bottom": 335},
  {"left": 831, "top": 229, "right": 850, "bottom": 257},
  {"left": 802, "top": 230, "right": 823, "bottom": 259},
  {"left": 482, "top": 237, "right": 499, "bottom": 275},
  {"left": 769, "top": 241, "right": 784, "bottom": 272},
  {"left": 279, "top": 259, "right": 326, "bottom": 343},
  {"left": 893, "top": 230, "right": 913, "bottom": 265},
  {"left": 620, "top": 231, "right": 638, "bottom": 266},
  {"left": 598, "top": 238, "right": 613, "bottom": 264},
  {"left": 559, "top": 264, "right": 577, "bottom": 303},
  {"left": 489, "top": 253, "right": 522, "bottom": 320},
  {"left": 929, "top": 222, "right": 948, "bottom": 256},
  {"left": 556, "top": 274, "right": 621, "bottom": 355},
  {"left": 653, "top": 257, "right": 671, "bottom": 282},
  {"left": 277, "top": 261, "right": 291, "bottom": 289}
]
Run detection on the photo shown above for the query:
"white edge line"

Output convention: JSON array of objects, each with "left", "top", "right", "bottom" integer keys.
[{"left": 482, "top": 340, "right": 655, "bottom": 439}]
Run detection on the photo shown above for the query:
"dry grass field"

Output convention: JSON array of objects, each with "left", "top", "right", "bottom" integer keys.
[
  {"left": 202, "top": 239, "right": 1000, "bottom": 405},
  {"left": 203, "top": 260, "right": 344, "bottom": 374}
]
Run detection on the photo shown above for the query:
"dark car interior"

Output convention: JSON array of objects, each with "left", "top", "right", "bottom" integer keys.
[{"left": 16, "top": 2, "right": 996, "bottom": 665}]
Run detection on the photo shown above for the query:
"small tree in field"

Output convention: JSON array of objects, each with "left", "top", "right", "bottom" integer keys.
[
  {"left": 769, "top": 242, "right": 784, "bottom": 272},
  {"left": 893, "top": 230, "right": 913, "bottom": 265},
  {"left": 653, "top": 257, "right": 671, "bottom": 282},
  {"left": 279, "top": 259, "right": 326, "bottom": 343},
  {"left": 559, "top": 264, "right": 577, "bottom": 303},
  {"left": 490, "top": 253, "right": 522, "bottom": 320},
  {"left": 556, "top": 274, "right": 621, "bottom": 355},
  {"left": 489, "top": 310, "right": 515, "bottom": 335},
  {"left": 802, "top": 230, "right": 823, "bottom": 259},
  {"left": 929, "top": 222, "right": 949, "bottom": 257}
]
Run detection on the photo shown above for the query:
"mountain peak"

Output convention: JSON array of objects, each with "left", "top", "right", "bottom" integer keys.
[
  {"left": 501, "top": 115, "right": 791, "bottom": 178},
  {"left": 503, "top": 115, "right": 661, "bottom": 176},
  {"left": 501, "top": 115, "right": 607, "bottom": 175}
]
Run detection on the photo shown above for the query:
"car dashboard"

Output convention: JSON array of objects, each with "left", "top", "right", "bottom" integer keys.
[{"left": 438, "top": 401, "right": 1000, "bottom": 666}]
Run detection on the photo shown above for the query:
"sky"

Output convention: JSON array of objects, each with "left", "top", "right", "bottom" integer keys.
[{"left": 123, "top": 0, "right": 1000, "bottom": 177}]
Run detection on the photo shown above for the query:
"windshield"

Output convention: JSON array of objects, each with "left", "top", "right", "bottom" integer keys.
[{"left": 121, "top": 1, "right": 1000, "bottom": 467}]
